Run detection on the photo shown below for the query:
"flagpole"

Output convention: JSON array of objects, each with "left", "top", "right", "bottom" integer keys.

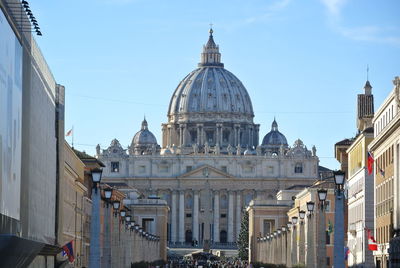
[{"left": 72, "top": 125, "right": 74, "bottom": 148}]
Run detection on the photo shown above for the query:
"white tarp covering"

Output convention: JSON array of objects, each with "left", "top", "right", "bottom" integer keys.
[{"left": 0, "top": 9, "right": 22, "bottom": 221}]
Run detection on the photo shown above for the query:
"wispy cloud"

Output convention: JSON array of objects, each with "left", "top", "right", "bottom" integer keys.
[
  {"left": 319, "top": 0, "right": 400, "bottom": 46},
  {"left": 244, "top": 0, "right": 292, "bottom": 24},
  {"left": 320, "top": 0, "right": 347, "bottom": 16}
]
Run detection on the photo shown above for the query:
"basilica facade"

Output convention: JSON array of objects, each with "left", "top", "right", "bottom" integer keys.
[{"left": 98, "top": 30, "right": 319, "bottom": 246}]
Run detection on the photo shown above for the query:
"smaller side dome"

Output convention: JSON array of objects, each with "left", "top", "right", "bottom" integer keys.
[
  {"left": 130, "top": 118, "right": 158, "bottom": 155},
  {"left": 262, "top": 119, "right": 288, "bottom": 146}
]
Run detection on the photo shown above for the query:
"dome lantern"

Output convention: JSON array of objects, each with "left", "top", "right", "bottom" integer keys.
[{"left": 199, "top": 28, "right": 224, "bottom": 68}]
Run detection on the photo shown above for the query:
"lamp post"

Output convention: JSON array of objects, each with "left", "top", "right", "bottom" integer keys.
[
  {"left": 287, "top": 222, "right": 293, "bottom": 267},
  {"left": 102, "top": 187, "right": 113, "bottom": 268},
  {"left": 333, "top": 170, "right": 346, "bottom": 268},
  {"left": 299, "top": 210, "right": 306, "bottom": 264},
  {"left": 306, "top": 201, "right": 315, "bottom": 268},
  {"left": 89, "top": 168, "right": 103, "bottom": 268},
  {"left": 282, "top": 226, "right": 287, "bottom": 265},
  {"left": 277, "top": 229, "right": 282, "bottom": 264},
  {"left": 292, "top": 216, "right": 298, "bottom": 265},
  {"left": 317, "top": 189, "right": 327, "bottom": 268}
]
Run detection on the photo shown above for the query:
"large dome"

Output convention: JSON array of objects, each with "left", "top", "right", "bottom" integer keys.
[
  {"left": 162, "top": 29, "right": 260, "bottom": 152},
  {"left": 167, "top": 29, "right": 254, "bottom": 124}
]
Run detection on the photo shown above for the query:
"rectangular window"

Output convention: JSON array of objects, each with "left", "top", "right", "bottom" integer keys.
[
  {"left": 268, "top": 166, "right": 274, "bottom": 174},
  {"left": 139, "top": 165, "right": 146, "bottom": 173},
  {"left": 263, "top": 219, "right": 275, "bottom": 235},
  {"left": 295, "top": 163, "right": 303, "bottom": 173},
  {"left": 326, "top": 231, "right": 331, "bottom": 244},
  {"left": 223, "top": 130, "right": 230, "bottom": 143},
  {"left": 206, "top": 131, "right": 214, "bottom": 144},
  {"left": 186, "top": 166, "right": 193, "bottom": 172},
  {"left": 243, "top": 166, "right": 254, "bottom": 173},
  {"left": 159, "top": 165, "right": 169, "bottom": 173},
  {"left": 325, "top": 200, "right": 331, "bottom": 212},
  {"left": 221, "top": 166, "right": 227, "bottom": 173},
  {"left": 327, "top": 257, "right": 330, "bottom": 266},
  {"left": 186, "top": 213, "right": 192, "bottom": 218},
  {"left": 220, "top": 214, "right": 227, "bottom": 218},
  {"left": 111, "top": 161, "right": 119, "bottom": 172},
  {"left": 190, "top": 130, "right": 197, "bottom": 143}
]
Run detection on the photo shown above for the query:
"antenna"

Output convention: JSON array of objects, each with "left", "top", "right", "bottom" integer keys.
[{"left": 366, "top": 64, "right": 369, "bottom": 81}]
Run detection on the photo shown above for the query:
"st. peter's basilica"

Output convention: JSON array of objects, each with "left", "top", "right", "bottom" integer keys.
[{"left": 97, "top": 29, "right": 320, "bottom": 247}]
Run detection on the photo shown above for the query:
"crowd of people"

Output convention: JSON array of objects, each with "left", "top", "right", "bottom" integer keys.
[{"left": 167, "top": 258, "right": 250, "bottom": 267}]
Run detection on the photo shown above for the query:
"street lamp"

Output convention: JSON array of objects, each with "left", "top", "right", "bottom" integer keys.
[
  {"left": 333, "top": 170, "right": 346, "bottom": 268},
  {"left": 287, "top": 222, "right": 292, "bottom": 229},
  {"left": 317, "top": 189, "right": 327, "bottom": 206},
  {"left": 306, "top": 201, "right": 315, "bottom": 215},
  {"left": 333, "top": 170, "right": 345, "bottom": 188},
  {"left": 112, "top": 200, "right": 120, "bottom": 217},
  {"left": 299, "top": 210, "right": 306, "bottom": 221},
  {"left": 120, "top": 209, "right": 126, "bottom": 220},
  {"left": 91, "top": 168, "right": 103, "bottom": 191},
  {"left": 103, "top": 187, "right": 113, "bottom": 200},
  {"left": 103, "top": 187, "right": 113, "bottom": 207},
  {"left": 292, "top": 217, "right": 298, "bottom": 225}
]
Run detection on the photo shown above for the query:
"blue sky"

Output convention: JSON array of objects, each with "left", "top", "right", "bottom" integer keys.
[{"left": 31, "top": 0, "right": 400, "bottom": 169}]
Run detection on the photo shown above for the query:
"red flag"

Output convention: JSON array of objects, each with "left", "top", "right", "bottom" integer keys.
[
  {"left": 367, "top": 151, "right": 374, "bottom": 175},
  {"left": 65, "top": 129, "right": 73, "bottom": 137},
  {"left": 366, "top": 228, "right": 377, "bottom": 251},
  {"left": 62, "top": 240, "right": 74, "bottom": 262}
]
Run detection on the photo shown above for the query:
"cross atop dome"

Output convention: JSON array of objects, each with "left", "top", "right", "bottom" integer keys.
[{"left": 199, "top": 28, "right": 224, "bottom": 67}]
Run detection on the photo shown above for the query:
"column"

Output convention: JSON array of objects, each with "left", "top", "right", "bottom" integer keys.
[
  {"left": 171, "top": 191, "right": 177, "bottom": 243},
  {"left": 333, "top": 191, "right": 345, "bottom": 268},
  {"left": 292, "top": 225, "right": 298, "bottom": 265},
  {"left": 182, "top": 124, "right": 187, "bottom": 146},
  {"left": 178, "top": 190, "right": 185, "bottom": 243},
  {"left": 249, "top": 126, "right": 253, "bottom": 147},
  {"left": 89, "top": 188, "right": 100, "bottom": 268},
  {"left": 179, "top": 125, "right": 183, "bottom": 146},
  {"left": 282, "top": 231, "right": 286, "bottom": 265},
  {"left": 287, "top": 229, "right": 292, "bottom": 267},
  {"left": 306, "top": 215, "right": 315, "bottom": 268},
  {"left": 228, "top": 191, "right": 234, "bottom": 242},
  {"left": 193, "top": 191, "right": 199, "bottom": 242},
  {"left": 236, "top": 192, "right": 242, "bottom": 240},
  {"left": 103, "top": 206, "right": 111, "bottom": 267},
  {"left": 299, "top": 221, "right": 305, "bottom": 264},
  {"left": 213, "top": 191, "right": 220, "bottom": 243},
  {"left": 196, "top": 124, "right": 201, "bottom": 145},
  {"left": 168, "top": 125, "right": 172, "bottom": 147},
  {"left": 233, "top": 125, "right": 238, "bottom": 145}
]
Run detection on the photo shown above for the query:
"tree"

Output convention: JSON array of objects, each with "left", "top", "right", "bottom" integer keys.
[{"left": 237, "top": 210, "right": 249, "bottom": 260}]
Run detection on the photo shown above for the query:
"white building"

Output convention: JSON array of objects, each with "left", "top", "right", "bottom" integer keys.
[
  {"left": 98, "top": 29, "right": 321, "bottom": 247},
  {"left": 346, "top": 80, "right": 375, "bottom": 267}
]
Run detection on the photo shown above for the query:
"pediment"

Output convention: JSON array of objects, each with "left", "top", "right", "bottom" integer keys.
[{"left": 179, "top": 165, "right": 234, "bottom": 179}]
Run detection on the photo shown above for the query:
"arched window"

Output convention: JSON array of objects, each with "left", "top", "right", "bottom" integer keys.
[{"left": 295, "top": 163, "right": 303, "bottom": 173}]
